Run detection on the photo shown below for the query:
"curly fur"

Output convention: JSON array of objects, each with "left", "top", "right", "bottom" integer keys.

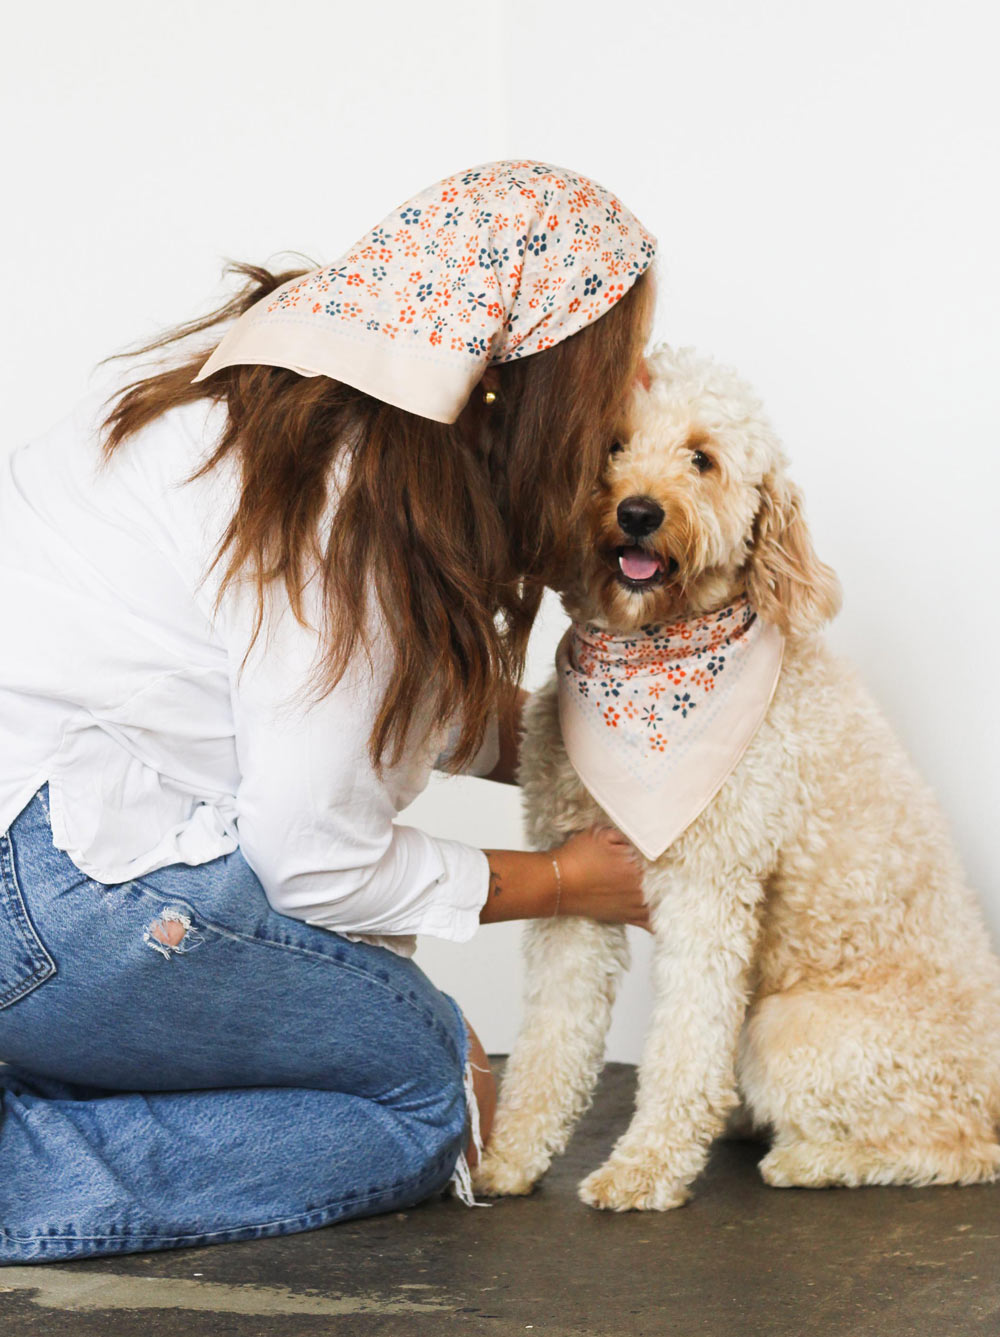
[{"left": 474, "top": 344, "right": 1000, "bottom": 1210}]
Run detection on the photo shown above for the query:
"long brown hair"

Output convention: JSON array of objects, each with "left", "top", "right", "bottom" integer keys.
[{"left": 98, "top": 260, "right": 653, "bottom": 772}]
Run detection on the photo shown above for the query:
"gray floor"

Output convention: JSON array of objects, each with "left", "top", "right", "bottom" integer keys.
[{"left": 2, "top": 1062, "right": 998, "bottom": 1336}]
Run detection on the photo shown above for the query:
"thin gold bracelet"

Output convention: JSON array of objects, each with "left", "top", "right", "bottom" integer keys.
[{"left": 551, "top": 855, "right": 562, "bottom": 917}]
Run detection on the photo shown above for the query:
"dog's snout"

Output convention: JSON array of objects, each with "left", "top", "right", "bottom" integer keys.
[{"left": 617, "top": 495, "right": 665, "bottom": 538}]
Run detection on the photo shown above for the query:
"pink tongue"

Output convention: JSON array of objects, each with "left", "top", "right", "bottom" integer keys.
[{"left": 620, "top": 547, "right": 661, "bottom": 580}]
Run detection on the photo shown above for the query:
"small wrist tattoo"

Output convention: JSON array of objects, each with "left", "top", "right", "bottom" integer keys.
[{"left": 489, "top": 870, "right": 503, "bottom": 898}]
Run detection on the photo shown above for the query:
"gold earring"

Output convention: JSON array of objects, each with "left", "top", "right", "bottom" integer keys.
[{"left": 483, "top": 389, "right": 497, "bottom": 404}]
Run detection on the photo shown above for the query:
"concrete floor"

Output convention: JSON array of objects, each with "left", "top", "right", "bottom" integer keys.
[{"left": 2, "top": 1062, "right": 998, "bottom": 1337}]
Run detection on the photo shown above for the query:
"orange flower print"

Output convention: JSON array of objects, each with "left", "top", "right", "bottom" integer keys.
[
  {"left": 649, "top": 733, "right": 668, "bottom": 753},
  {"left": 346, "top": 273, "right": 363, "bottom": 287},
  {"left": 568, "top": 297, "right": 581, "bottom": 313},
  {"left": 603, "top": 707, "right": 621, "bottom": 728}
]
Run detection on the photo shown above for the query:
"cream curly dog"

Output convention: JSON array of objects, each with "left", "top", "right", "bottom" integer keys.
[{"left": 474, "top": 344, "right": 1000, "bottom": 1211}]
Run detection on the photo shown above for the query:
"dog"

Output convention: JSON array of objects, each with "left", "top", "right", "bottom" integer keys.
[{"left": 473, "top": 344, "right": 1000, "bottom": 1211}]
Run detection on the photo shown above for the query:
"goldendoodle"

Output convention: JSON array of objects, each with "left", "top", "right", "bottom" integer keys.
[{"left": 474, "top": 344, "right": 1000, "bottom": 1211}]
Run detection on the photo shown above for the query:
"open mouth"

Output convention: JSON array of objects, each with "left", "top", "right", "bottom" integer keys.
[{"left": 616, "top": 546, "right": 678, "bottom": 590}]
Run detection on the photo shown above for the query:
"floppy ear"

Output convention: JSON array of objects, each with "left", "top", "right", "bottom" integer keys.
[{"left": 746, "top": 471, "right": 841, "bottom": 636}]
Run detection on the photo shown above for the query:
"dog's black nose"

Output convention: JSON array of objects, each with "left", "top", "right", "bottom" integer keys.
[{"left": 617, "top": 495, "right": 665, "bottom": 537}]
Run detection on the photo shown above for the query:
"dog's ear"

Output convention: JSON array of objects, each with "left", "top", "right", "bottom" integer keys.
[{"left": 746, "top": 471, "right": 841, "bottom": 636}]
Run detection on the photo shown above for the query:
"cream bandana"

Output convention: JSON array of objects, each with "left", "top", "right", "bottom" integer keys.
[
  {"left": 192, "top": 159, "right": 656, "bottom": 422},
  {"left": 556, "top": 598, "right": 784, "bottom": 860}
]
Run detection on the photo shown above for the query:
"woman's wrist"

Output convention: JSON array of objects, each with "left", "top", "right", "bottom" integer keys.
[
  {"left": 479, "top": 848, "right": 564, "bottom": 923},
  {"left": 479, "top": 829, "right": 649, "bottom": 931}
]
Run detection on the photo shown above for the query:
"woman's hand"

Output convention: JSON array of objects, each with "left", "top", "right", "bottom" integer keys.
[
  {"left": 480, "top": 827, "right": 649, "bottom": 930},
  {"left": 554, "top": 825, "right": 650, "bottom": 930}
]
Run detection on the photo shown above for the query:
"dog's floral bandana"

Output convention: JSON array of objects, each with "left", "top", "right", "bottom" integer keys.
[
  {"left": 556, "top": 597, "right": 784, "bottom": 860},
  {"left": 192, "top": 160, "right": 656, "bottom": 422}
]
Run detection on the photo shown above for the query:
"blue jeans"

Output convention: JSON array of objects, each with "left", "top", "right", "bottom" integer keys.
[{"left": 0, "top": 785, "right": 471, "bottom": 1263}]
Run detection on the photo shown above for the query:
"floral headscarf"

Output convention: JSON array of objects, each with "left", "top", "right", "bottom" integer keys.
[{"left": 192, "top": 159, "right": 656, "bottom": 422}]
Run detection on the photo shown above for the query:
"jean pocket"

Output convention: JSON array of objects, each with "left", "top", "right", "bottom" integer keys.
[{"left": 0, "top": 831, "right": 57, "bottom": 1009}]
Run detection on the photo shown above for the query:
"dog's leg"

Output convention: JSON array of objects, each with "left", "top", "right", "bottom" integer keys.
[
  {"left": 473, "top": 915, "right": 629, "bottom": 1196},
  {"left": 579, "top": 870, "right": 762, "bottom": 1211}
]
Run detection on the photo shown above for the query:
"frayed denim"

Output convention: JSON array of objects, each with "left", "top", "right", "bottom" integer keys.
[{"left": 0, "top": 785, "right": 470, "bottom": 1263}]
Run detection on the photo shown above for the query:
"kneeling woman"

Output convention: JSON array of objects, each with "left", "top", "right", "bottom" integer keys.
[{"left": 0, "top": 160, "right": 655, "bottom": 1262}]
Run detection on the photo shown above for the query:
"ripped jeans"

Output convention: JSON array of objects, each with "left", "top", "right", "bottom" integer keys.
[{"left": 0, "top": 785, "right": 472, "bottom": 1264}]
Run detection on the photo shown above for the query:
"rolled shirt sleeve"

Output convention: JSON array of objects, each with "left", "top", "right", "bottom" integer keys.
[{"left": 222, "top": 581, "right": 491, "bottom": 943}]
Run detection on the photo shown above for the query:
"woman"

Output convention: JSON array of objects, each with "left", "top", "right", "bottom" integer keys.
[{"left": 0, "top": 159, "right": 656, "bottom": 1262}]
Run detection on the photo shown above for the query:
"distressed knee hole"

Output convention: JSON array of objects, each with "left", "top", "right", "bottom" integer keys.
[
  {"left": 151, "top": 919, "right": 186, "bottom": 947},
  {"left": 143, "top": 906, "right": 204, "bottom": 960}
]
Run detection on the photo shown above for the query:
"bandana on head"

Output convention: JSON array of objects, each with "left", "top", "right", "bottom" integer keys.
[
  {"left": 192, "top": 159, "right": 656, "bottom": 422},
  {"left": 556, "top": 598, "right": 784, "bottom": 860}
]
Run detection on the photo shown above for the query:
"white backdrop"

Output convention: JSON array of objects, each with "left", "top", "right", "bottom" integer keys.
[{"left": 5, "top": 0, "right": 998, "bottom": 1061}]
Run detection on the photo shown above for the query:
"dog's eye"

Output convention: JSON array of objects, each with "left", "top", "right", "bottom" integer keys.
[
  {"left": 691, "top": 450, "right": 713, "bottom": 473},
  {"left": 609, "top": 440, "right": 625, "bottom": 456}
]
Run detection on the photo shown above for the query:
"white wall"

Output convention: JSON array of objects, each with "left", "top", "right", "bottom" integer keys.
[{"left": 5, "top": 1, "right": 998, "bottom": 1062}]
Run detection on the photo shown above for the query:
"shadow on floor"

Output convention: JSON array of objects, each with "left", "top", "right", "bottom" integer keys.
[{"left": 2, "top": 1061, "right": 998, "bottom": 1336}]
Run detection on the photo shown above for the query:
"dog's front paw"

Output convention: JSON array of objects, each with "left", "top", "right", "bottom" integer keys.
[
  {"left": 578, "top": 1156, "right": 691, "bottom": 1212},
  {"left": 472, "top": 1148, "right": 543, "bottom": 1198}
]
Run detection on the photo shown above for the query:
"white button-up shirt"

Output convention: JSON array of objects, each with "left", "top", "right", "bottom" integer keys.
[{"left": 0, "top": 387, "right": 495, "bottom": 945}]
